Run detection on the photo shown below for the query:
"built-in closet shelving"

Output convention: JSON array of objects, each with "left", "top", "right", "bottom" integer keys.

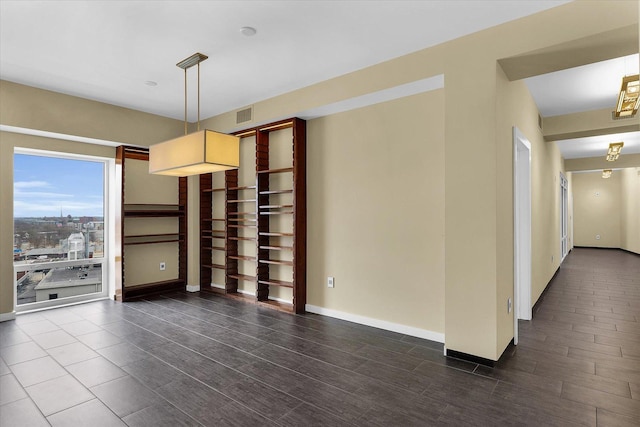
[
  {"left": 116, "top": 146, "right": 187, "bottom": 301},
  {"left": 199, "top": 118, "right": 306, "bottom": 314}
]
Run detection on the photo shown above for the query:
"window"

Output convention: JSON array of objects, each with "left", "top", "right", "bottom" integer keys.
[{"left": 13, "top": 148, "right": 113, "bottom": 310}]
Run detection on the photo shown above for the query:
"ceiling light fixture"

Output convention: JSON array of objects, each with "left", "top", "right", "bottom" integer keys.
[
  {"left": 240, "top": 26, "right": 257, "bottom": 36},
  {"left": 602, "top": 169, "right": 612, "bottom": 179},
  {"left": 149, "top": 53, "right": 240, "bottom": 176},
  {"left": 606, "top": 142, "right": 624, "bottom": 162},
  {"left": 614, "top": 74, "right": 639, "bottom": 117}
]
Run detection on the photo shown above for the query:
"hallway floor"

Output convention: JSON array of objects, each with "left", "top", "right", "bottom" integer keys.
[{"left": 1, "top": 248, "right": 638, "bottom": 426}]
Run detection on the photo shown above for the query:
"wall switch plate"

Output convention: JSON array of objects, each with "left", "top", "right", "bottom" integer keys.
[
  {"left": 160, "top": 262, "right": 166, "bottom": 271},
  {"left": 327, "top": 277, "right": 334, "bottom": 288},
  {"left": 508, "top": 298, "right": 512, "bottom": 313}
]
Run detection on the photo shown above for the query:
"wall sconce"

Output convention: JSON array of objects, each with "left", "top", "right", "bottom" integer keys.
[{"left": 602, "top": 169, "right": 612, "bottom": 179}]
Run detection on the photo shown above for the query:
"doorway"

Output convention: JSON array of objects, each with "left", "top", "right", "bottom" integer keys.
[
  {"left": 13, "top": 148, "right": 114, "bottom": 312},
  {"left": 513, "top": 127, "right": 532, "bottom": 344},
  {"left": 560, "top": 172, "right": 568, "bottom": 261}
]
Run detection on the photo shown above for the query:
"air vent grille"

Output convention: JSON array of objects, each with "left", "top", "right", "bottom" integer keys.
[
  {"left": 538, "top": 113, "right": 543, "bottom": 130},
  {"left": 236, "top": 106, "right": 253, "bottom": 124}
]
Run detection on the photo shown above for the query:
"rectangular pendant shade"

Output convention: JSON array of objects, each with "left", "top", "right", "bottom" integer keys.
[{"left": 149, "top": 129, "right": 240, "bottom": 176}]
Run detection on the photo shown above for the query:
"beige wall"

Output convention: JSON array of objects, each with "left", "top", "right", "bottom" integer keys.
[
  {"left": 307, "top": 89, "right": 445, "bottom": 334},
  {"left": 620, "top": 167, "right": 640, "bottom": 254},
  {"left": 572, "top": 171, "right": 622, "bottom": 248},
  {"left": 530, "top": 133, "right": 566, "bottom": 306},
  {"left": 495, "top": 65, "right": 556, "bottom": 354},
  {"left": 1, "top": 1, "right": 636, "bottom": 361}
]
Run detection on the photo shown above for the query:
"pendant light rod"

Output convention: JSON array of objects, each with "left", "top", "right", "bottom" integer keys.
[{"left": 176, "top": 52, "right": 209, "bottom": 134}]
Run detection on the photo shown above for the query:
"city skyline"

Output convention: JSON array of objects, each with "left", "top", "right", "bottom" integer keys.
[{"left": 14, "top": 154, "right": 104, "bottom": 218}]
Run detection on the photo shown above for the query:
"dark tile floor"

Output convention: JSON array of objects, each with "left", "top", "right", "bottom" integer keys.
[{"left": 1, "top": 247, "right": 638, "bottom": 426}]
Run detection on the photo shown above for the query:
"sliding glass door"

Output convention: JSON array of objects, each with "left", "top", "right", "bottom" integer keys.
[{"left": 13, "top": 148, "right": 112, "bottom": 311}]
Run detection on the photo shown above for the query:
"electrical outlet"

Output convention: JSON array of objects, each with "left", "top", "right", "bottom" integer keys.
[
  {"left": 508, "top": 298, "right": 512, "bottom": 313},
  {"left": 159, "top": 262, "right": 166, "bottom": 271},
  {"left": 327, "top": 276, "right": 334, "bottom": 288}
]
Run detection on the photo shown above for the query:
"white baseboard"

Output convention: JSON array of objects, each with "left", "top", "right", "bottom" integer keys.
[
  {"left": 305, "top": 304, "right": 445, "bottom": 343},
  {"left": 186, "top": 284, "right": 200, "bottom": 292},
  {"left": 0, "top": 311, "right": 17, "bottom": 322}
]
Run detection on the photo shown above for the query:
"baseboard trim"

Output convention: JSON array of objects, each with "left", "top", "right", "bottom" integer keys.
[
  {"left": 305, "top": 304, "right": 444, "bottom": 343},
  {"left": 532, "top": 265, "right": 561, "bottom": 315},
  {"left": 186, "top": 284, "right": 200, "bottom": 292},
  {"left": 0, "top": 311, "right": 16, "bottom": 322},
  {"left": 446, "top": 348, "right": 496, "bottom": 367}
]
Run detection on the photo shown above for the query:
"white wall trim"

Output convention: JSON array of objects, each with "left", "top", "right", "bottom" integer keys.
[
  {"left": 305, "top": 304, "right": 445, "bottom": 343},
  {"left": 0, "top": 311, "right": 16, "bottom": 322},
  {"left": 186, "top": 284, "right": 200, "bottom": 292}
]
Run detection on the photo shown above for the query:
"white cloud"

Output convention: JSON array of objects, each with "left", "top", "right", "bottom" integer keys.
[
  {"left": 14, "top": 191, "right": 73, "bottom": 198},
  {"left": 14, "top": 180, "right": 52, "bottom": 189}
]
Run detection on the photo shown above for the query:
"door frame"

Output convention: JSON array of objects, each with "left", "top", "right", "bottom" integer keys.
[{"left": 513, "top": 127, "right": 532, "bottom": 344}]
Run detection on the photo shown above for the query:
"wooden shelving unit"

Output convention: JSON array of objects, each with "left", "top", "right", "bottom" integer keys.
[
  {"left": 199, "top": 118, "right": 306, "bottom": 314},
  {"left": 116, "top": 146, "right": 187, "bottom": 301}
]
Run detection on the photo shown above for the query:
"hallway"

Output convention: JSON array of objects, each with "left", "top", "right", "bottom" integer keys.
[{"left": 1, "top": 248, "right": 638, "bottom": 426}]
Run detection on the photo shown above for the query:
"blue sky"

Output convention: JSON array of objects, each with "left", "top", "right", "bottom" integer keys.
[{"left": 14, "top": 154, "right": 104, "bottom": 218}]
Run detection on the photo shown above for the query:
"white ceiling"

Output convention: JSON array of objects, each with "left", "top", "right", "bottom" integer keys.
[
  {"left": 525, "top": 54, "right": 640, "bottom": 160},
  {"left": 0, "top": 0, "right": 637, "bottom": 160}
]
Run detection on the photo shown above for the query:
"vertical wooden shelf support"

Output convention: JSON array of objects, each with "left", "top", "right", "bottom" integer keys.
[
  {"left": 225, "top": 170, "right": 239, "bottom": 293},
  {"left": 256, "top": 128, "right": 271, "bottom": 302},
  {"left": 199, "top": 173, "right": 213, "bottom": 291}
]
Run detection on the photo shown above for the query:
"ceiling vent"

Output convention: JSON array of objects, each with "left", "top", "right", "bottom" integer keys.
[
  {"left": 538, "top": 113, "right": 543, "bottom": 131},
  {"left": 236, "top": 106, "right": 253, "bottom": 124}
]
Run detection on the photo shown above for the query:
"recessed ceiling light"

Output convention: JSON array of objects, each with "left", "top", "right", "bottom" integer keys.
[
  {"left": 240, "top": 26, "right": 257, "bottom": 37},
  {"left": 144, "top": 81, "right": 158, "bottom": 87}
]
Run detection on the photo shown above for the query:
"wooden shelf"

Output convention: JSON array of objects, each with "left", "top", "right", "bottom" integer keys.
[
  {"left": 199, "top": 117, "right": 306, "bottom": 314},
  {"left": 203, "top": 246, "right": 226, "bottom": 251},
  {"left": 259, "top": 189, "right": 293, "bottom": 195},
  {"left": 227, "top": 199, "right": 257, "bottom": 203},
  {"left": 228, "top": 274, "right": 256, "bottom": 282},
  {"left": 259, "top": 245, "right": 293, "bottom": 251},
  {"left": 260, "top": 211, "right": 293, "bottom": 216},
  {"left": 260, "top": 205, "right": 293, "bottom": 209},
  {"left": 124, "top": 233, "right": 182, "bottom": 245},
  {"left": 229, "top": 236, "right": 257, "bottom": 242},
  {"left": 258, "top": 279, "right": 293, "bottom": 288},
  {"left": 259, "top": 259, "right": 294, "bottom": 266},
  {"left": 257, "top": 167, "right": 293, "bottom": 175},
  {"left": 123, "top": 204, "right": 184, "bottom": 217},
  {"left": 229, "top": 255, "right": 256, "bottom": 262},
  {"left": 117, "top": 146, "right": 187, "bottom": 302},
  {"left": 203, "top": 263, "right": 225, "bottom": 270}
]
